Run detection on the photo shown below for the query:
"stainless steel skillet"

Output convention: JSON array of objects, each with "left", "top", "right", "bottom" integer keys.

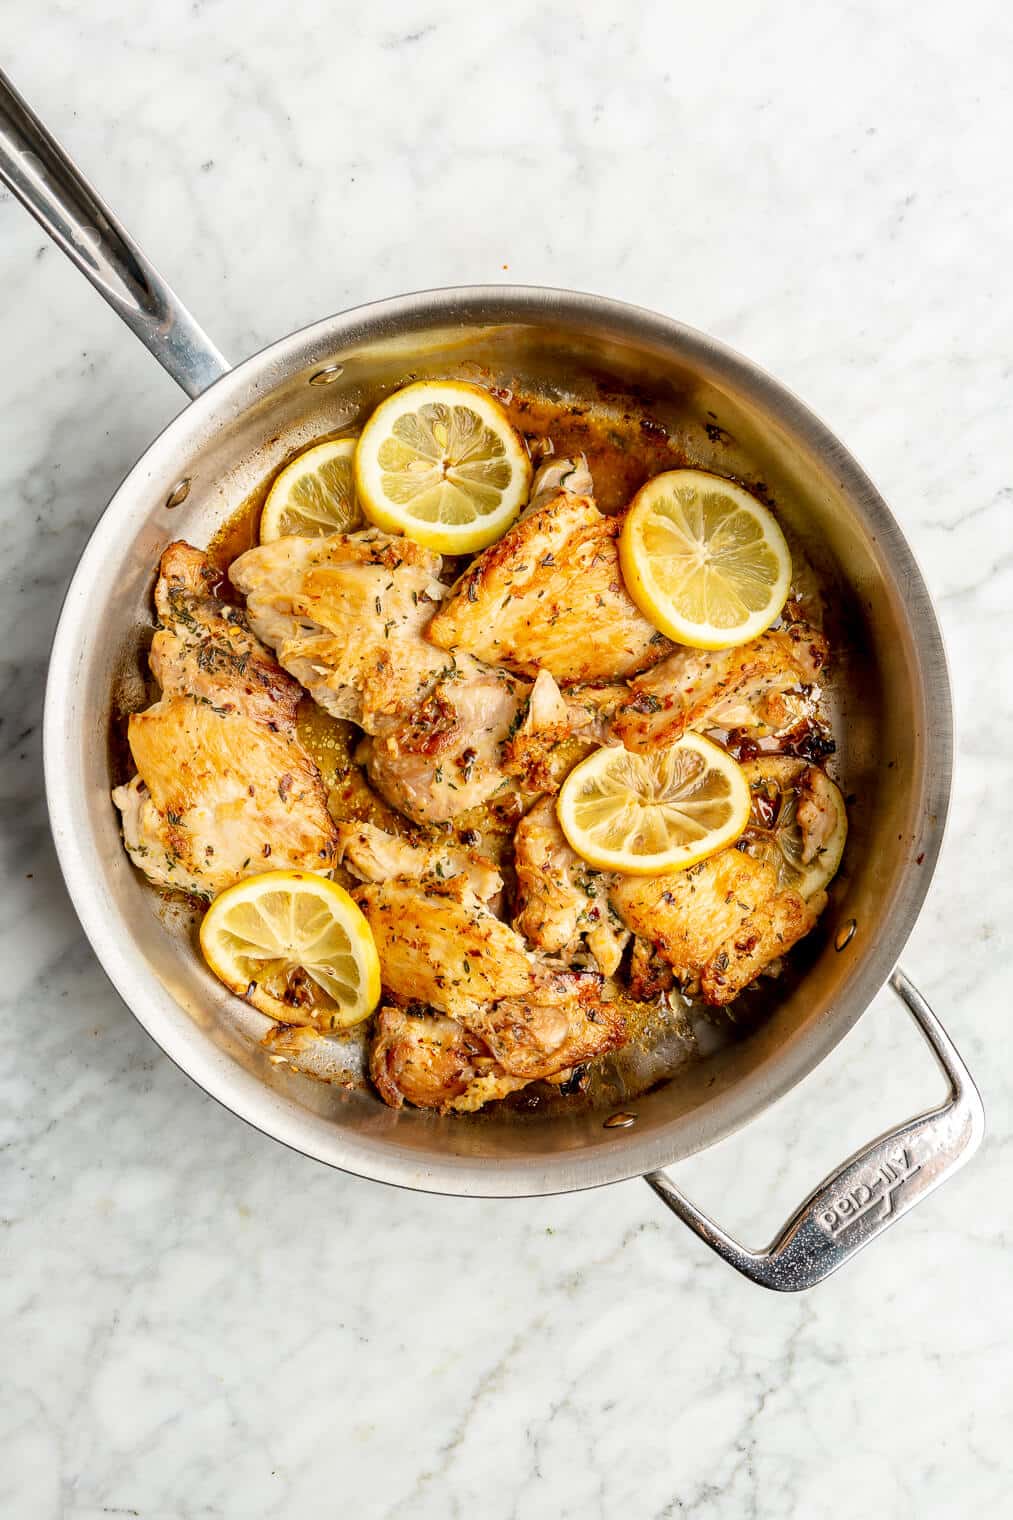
[{"left": 0, "top": 69, "right": 982, "bottom": 1290}]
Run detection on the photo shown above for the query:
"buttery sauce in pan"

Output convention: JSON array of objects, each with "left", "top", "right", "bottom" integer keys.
[{"left": 114, "top": 385, "right": 838, "bottom": 1115}]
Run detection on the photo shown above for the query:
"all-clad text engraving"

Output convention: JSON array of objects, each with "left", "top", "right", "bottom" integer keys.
[{"left": 818, "top": 1148, "right": 921, "bottom": 1237}]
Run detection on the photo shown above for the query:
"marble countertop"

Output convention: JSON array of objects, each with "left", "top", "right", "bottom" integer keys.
[{"left": 2, "top": 4, "right": 1010, "bottom": 1515}]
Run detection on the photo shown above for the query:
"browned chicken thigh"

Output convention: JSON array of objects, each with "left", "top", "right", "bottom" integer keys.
[
  {"left": 357, "top": 876, "right": 626, "bottom": 1109},
  {"left": 230, "top": 528, "right": 586, "bottom": 825},
  {"left": 610, "top": 847, "right": 822, "bottom": 1006},
  {"left": 613, "top": 624, "right": 828, "bottom": 753},
  {"left": 513, "top": 797, "right": 628, "bottom": 975},
  {"left": 370, "top": 1007, "right": 530, "bottom": 1112},
  {"left": 334, "top": 820, "right": 503, "bottom": 902},
  {"left": 363, "top": 655, "right": 530, "bottom": 824},
  {"left": 112, "top": 543, "right": 337, "bottom": 897},
  {"left": 229, "top": 529, "right": 449, "bottom": 731},
  {"left": 427, "top": 486, "right": 671, "bottom": 682},
  {"left": 355, "top": 877, "right": 543, "bottom": 1018}
]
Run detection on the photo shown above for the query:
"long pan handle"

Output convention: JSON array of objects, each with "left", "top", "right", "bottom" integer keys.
[
  {"left": 0, "top": 68, "right": 229, "bottom": 399},
  {"left": 645, "top": 968, "right": 984, "bottom": 1291}
]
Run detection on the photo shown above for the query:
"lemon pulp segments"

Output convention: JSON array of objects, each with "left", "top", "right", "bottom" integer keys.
[
  {"left": 200, "top": 871, "right": 380, "bottom": 1028},
  {"left": 620, "top": 468, "right": 792, "bottom": 649},
  {"left": 259, "top": 437, "right": 363, "bottom": 542},
  {"left": 378, "top": 405, "right": 510, "bottom": 522},
  {"left": 557, "top": 733, "right": 751, "bottom": 875},
  {"left": 354, "top": 380, "right": 531, "bottom": 553}
]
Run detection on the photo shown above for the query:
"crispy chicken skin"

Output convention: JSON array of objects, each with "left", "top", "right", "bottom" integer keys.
[
  {"left": 369, "top": 983, "right": 625, "bottom": 1112},
  {"left": 427, "top": 488, "right": 671, "bottom": 682},
  {"left": 513, "top": 798, "right": 628, "bottom": 975},
  {"left": 369, "top": 1007, "right": 531, "bottom": 1113},
  {"left": 229, "top": 529, "right": 450, "bottom": 731},
  {"left": 334, "top": 820, "right": 503, "bottom": 902},
  {"left": 358, "top": 876, "right": 627, "bottom": 1109},
  {"left": 231, "top": 529, "right": 561, "bottom": 825},
  {"left": 610, "top": 848, "right": 822, "bottom": 1006},
  {"left": 112, "top": 543, "right": 337, "bottom": 896},
  {"left": 364, "top": 656, "right": 528, "bottom": 824},
  {"left": 463, "top": 975, "right": 626, "bottom": 1079},
  {"left": 501, "top": 671, "right": 626, "bottom": 794},
  {"left": 702, "top": 888, "right": 819, "bottom": 1004},
  {"left": 355, "top": 878, "right": 538, "bottom": 1019},
  {"left": 613, "top": 624, "right": 828, "bottom": 753}
]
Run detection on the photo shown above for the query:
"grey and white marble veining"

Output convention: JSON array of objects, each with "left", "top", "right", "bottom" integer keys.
[{"left": 2, "top": 2, "right": 1011, "bottom": 1516}]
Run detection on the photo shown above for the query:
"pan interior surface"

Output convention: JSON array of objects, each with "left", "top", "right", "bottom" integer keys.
[{"left": 44, "top": 290, "right": 951, "bottom": 1196}]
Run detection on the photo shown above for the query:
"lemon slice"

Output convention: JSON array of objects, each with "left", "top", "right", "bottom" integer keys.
[
  {"left": 259, "top": 438, "right": 363, "bottom": 542},
  {"left": 200, "top": 870, "right": 381, "bottom": 1029},
  {"left": 354, "top": 380, "right": 532, "bottom": 553},
  {"left": 620, "top": 468, "right": 792, "bottom": 650},
  {"left": 740, "top": 756, "right": 847, "bottom": 899},
  {"left": 556, "top": 733, "right": 751, "bottom": 875}
]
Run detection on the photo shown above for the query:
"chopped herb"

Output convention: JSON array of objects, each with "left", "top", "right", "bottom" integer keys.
[{"left": 505, "top": 706, "right": 525, "bottom": 741}]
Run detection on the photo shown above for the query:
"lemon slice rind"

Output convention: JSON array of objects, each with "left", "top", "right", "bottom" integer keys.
[
  {"left": 556, "top": 733, "right": 751, "bottom": 876},
  {"left": 620, "top": 468, "right": 792, "bottom": 650}
]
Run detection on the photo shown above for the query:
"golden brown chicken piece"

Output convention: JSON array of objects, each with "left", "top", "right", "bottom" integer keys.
[
  {"left": 610, "top": 848, "right": 822, "bottom": 1006},
  {"left": 230, "top": 530, "right": 541, "bottom": 824},
  {"left": 462, "top": 975, "right": 626, "bottom": 1080},
  {"left": 613, "top": 624, "right": 829, "bottom": 753},
  {"left": 369, "top": 981, "right": 626, "bottom": 1112},
  {"left": 112, "top": 543, "right": 337, "bottom": 898},
  {"left": 363, "top": 656, "right": 529, "bottom": 824},
  {"left": 355, "top": 877, "right": 537, "bottom": 1019},
  {"left": 427, "top": 488, "right": 671, "bottom": 682},
  {"left": 229, "top": 525, "right": 617, "bottom": 826},
  {"left": 334, "top": 820, "right": 503, "bottom": 902},
  {"left": 229, "top": 529, "right": 450, "bottom": 732},
  {"left": 500, "top": 671, "right": 626, "bottom": 794},
  {"left": 358, "top": 877, "right": 627, "bottom": 1108},
  {"left": 370, "top": 1007, "right": 530, "bottom": 1113},
  {"left": 513, "top": 798, "right": 628, "bottom": 974}
]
